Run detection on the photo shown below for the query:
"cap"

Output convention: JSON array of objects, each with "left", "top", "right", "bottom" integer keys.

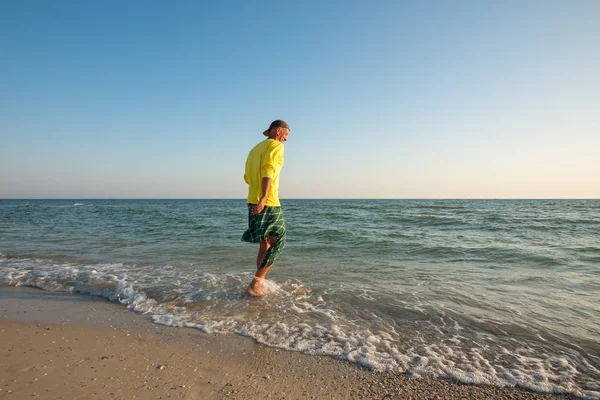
[{"left": 263, "top": 120, "right": 290, "bottom": 136}]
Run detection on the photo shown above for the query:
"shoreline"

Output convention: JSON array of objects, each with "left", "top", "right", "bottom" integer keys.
[{"left": 0, "top": 286, "right": 579, "bottom": 400}]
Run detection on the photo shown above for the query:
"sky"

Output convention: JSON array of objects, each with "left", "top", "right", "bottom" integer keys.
[{"left": 1, "top": 0, "right": 599, "bottom": 199}]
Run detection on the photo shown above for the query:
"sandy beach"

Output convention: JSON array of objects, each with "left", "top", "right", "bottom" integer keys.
[{"left": 0, "top": 286, "right": 580, "bottom": 400}]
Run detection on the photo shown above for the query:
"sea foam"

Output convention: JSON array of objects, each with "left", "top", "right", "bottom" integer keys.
[{"left": 1, "top": 255, "right": 598, "bottom": 399}]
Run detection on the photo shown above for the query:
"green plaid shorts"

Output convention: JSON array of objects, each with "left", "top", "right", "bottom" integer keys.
[{"left": 241, "top": 204, "right": 287, "bottom": 268}]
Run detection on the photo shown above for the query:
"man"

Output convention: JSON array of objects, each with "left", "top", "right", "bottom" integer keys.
[{"left": 242, "top": 120, "right": 289, "bottom": 296}]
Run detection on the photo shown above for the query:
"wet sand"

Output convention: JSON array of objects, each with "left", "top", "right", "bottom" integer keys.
[{"left": 0, "top": 286, "right": 578, "bottom": 399}]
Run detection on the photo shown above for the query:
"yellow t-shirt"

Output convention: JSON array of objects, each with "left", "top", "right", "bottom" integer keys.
[{"left": 244, "top": 139, "right": 285, "bottom": 206}]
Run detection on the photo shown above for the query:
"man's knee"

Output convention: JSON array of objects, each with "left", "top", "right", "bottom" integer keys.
[{"left": 267, "top": 236, "right": 278, "bottom": 246}]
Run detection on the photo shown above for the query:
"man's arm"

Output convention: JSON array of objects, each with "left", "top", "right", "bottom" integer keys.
[
  {"left": 252, "top": 177, "right": 272, "bottom": 215},
  {"left": 253, "top": 142, "right": 283, "bottom": 214}
]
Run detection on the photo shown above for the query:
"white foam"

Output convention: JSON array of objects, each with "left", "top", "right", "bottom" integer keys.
[
  {"left": 153, "top": 313, "right": 188, "bottom": 328},
  {"left": 1, "top": 257, "right": 598, "bottom": 399},
  {"left": 260, "top": 278, "right": 283, "bottom": 295}
]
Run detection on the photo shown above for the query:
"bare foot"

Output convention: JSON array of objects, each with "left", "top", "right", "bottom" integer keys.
[
  {"left": 246, "top": 278, "right": 265, "bottom": 297},
  {"left": 246, "top": 287, "right": 264, "bottom": 297}
]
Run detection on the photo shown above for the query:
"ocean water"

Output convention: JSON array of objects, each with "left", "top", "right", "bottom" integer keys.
[{"left": 1, "top": 199, "right": 599, "bottom": 398}]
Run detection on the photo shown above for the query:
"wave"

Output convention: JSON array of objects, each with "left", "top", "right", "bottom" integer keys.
[
  {"left": 413, "top": 205, "right": 466, "bottom": 210},
  {"left": 384, "top": 214, "right": 462, "bottom": 226},
  {"left": 401, "top": 243, "right": 565, "bottom": 267},
  {"left": 1, "top": 256, "right": 598, "bottom": 398}
]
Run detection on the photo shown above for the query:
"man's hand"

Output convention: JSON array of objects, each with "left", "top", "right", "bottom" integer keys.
[
  {"left": 252, "top": 198, "right": 267, "bottom": 215},
  {"left": 252, "top": 177, "right": 272, "bottom": 215}
]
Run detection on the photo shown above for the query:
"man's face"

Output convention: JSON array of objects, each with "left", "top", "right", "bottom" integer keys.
[{"left": 277, "top": 127, "right": 289, "bottom": 142}]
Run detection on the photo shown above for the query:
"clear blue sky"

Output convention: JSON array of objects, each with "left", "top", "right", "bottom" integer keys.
[{"left": 1, "top": 1, "right": 598, "bottom": 199}]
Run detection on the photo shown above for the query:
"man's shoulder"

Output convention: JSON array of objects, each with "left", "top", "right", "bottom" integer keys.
[
  {"left": 249, "top": 140, "right": 267, "bottom": 153},
  {"left": 250, "top": 139, "right": 283, "bottom": 156},
  {"left": 266, "top": 140, "right": 284, "bottom": 151}
]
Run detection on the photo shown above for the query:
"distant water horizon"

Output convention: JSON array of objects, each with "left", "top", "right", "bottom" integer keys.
[
  {"left": 1, "top": 199, "right": 599, "bottom": 399},
  {"left": 2, "top": 198, "right": 599, "bottom": 200}
]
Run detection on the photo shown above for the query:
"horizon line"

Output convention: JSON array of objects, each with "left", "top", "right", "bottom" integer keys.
[{"left": 1, "top": 198, "right": 599, "bottom": 201}]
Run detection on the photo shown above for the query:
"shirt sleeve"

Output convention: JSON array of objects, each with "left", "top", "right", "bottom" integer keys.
[
  {"left": 244, "top": 155, "right": 250, "bottom": 183},
  {"left": 261, "top": 143, "right": 284, "bottom": 179}
]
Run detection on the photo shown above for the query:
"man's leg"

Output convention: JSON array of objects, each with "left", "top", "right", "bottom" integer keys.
[
  {"left": 247, "top": 236, "right": 278, "bottom": 296},
  {"left": 255, "top": 238, "right": 271, "bottom": 269}
]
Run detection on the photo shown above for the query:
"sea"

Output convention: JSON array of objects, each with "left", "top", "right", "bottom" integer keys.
[{"left": 1, "top": 199, "right": 598, "bottom": 398}]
